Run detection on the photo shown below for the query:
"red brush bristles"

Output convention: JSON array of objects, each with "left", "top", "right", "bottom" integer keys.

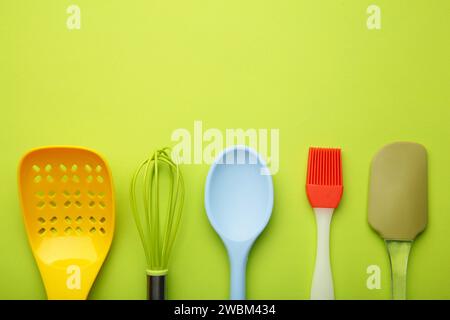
[{"left": 306, "top": 147, "right": 343, "bottom": 208}]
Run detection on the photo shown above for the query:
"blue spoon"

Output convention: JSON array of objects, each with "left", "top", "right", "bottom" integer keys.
[{"left": 205, "top": 145, "right": 274, "bottom": 300}]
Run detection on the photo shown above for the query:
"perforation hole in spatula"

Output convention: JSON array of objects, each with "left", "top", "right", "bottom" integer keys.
[{"left": 35, "top": 191, "right": 45, "bottom": 198}]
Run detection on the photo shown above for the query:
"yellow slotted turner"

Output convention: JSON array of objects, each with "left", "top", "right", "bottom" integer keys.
[{"left": 18, "top": 146, "right": 115, "bottom": 300}]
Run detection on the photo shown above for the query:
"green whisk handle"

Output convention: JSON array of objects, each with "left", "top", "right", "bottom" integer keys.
[{"left": 147, "top": 275, "right": 166, "bottom": 300}]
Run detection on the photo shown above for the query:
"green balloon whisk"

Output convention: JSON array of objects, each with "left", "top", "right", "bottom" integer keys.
[{"left": 130, "top": 148, "right": 185, "bottom": 300}]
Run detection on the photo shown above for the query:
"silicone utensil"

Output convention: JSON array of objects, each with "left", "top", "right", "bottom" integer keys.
[
  {"left": 368, "top": 142, "right": 427, "bottom": 300},
  {"left": 306, "top": 147, "right": 343, "bottom": 300},
  {"left": 205, "top": 146, "right": 273, "bottom": 300},
  {"left": 130, "top": 148, "right": 185, "bottom": 300},
  {"left": 18, "top": 146, "right": 115, "bottom": 300}
]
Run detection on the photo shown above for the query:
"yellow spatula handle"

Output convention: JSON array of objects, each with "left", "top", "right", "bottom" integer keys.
[{"left": 386, "top": 240, "right": 412, "bottom": 300}]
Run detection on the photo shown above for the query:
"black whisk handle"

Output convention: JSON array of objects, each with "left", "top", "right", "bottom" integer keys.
[{"left": 147, "top": 274, "right": 166, "bottom": 300}]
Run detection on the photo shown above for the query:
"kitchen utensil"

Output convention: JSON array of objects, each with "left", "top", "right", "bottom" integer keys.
[
  {"left": 205, "top": 145, "right": 273, "bottom": 300},
  {"left": 18, "top": 146, "right": 115, "bottom": 299},
  {"left": 306, "top": 147, "right": 343, "bottom": 300},
  {"left": 130, "top": 148, "right": 185, "bottom": 300},
  {"left": 368, "top": 142, "right": 427, "bottom": 300}
]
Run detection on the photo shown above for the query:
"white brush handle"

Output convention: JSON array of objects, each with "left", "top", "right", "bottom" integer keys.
[{"left": 311, "top": 208, "right": 334, "bottom": 300}]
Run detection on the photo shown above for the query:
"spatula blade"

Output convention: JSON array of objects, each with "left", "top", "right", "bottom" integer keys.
[{"left": 368, "top": 142, "right": 428, "bottom": 241}]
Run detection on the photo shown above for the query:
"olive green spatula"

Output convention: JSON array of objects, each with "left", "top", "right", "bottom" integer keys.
[{"left": 368, "top": 142, "right": 428, "bottom": 300}]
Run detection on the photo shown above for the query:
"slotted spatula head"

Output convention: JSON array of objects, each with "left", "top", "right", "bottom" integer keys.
[
  {"left": 368, "top": 142, "right": 428, "bottom": 241},
  {"left": 18, "top": 146, "right": 115, "bottom": 299}
]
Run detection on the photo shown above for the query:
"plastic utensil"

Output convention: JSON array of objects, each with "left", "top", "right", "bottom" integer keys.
[
  {"left": 306, "top": 147, "right": 343, "bottom": 300},
  {"left": 18, "top": 146, "right": 115, "bottom": 300},
  {"left": 205, "top": 145, "right": 274, "bottom": 300},
  {"left": 130, "top": 148, "right": 185, "bottom": 300},
  {"left": 368, "top": 142, "right": 427, "bottom": 300}
]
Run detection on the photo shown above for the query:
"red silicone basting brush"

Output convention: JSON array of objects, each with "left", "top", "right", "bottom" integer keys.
[{"left": 306, "top": 147, "right": 343, "bottom": 300}]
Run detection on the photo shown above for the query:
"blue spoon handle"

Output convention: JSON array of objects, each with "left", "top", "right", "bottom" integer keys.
[
  {"left": 230, "top": 255, "right": 247, "bottom": 299},
  {"left": 228, "top": 242, "right": 250, "bottom": 300}
]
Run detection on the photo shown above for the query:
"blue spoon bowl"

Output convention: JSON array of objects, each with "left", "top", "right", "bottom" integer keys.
[{"left": 205, "top": 145, "right": 274, "bottom": 299}]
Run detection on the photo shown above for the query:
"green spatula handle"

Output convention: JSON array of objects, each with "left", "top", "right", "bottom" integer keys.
[
  {"left": 147, "top": 275, "right": 166, "bottom": 300},
  {"left": 386, "top": 240, "right": 412, "bottom": 300}
]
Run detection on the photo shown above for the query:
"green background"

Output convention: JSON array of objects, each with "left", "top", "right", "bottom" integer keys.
[{"left": 1, "top": 0, "right": 449, "bottom": 299}]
